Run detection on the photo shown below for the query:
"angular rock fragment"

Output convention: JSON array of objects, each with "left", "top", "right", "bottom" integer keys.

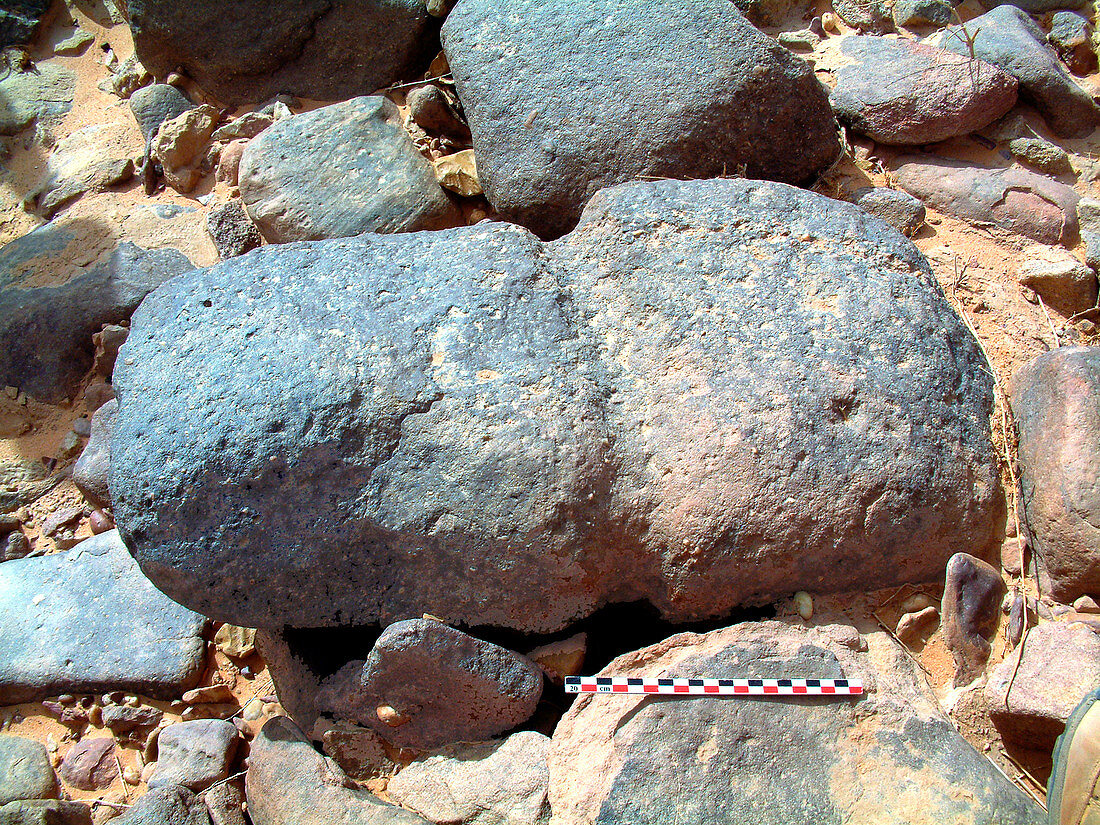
[
  {"left": 0, "top": 799, "right": 92, "bottom": 825},
  {"left": 59, "top": 739, "right": 116, "bottom": 792},
  {"left": 0, "top": 65, "right": 74, "bottom": 136},
  {"left": 111, "top": 179, "right": 999, "bottom": 633},
  {"left": 441, "top": 0, "right": 841, "bottom": 238},
  {"left": 245, "top": 717, "right": 430, "bottom": 825},
  {"left": 0, "top": 240, "right": 193, "bottom": 403},
  {"left": 549, "top": 621, "right": 1044, "bottom": 824},
  {"left": 941, "top": 552, "right": 1005, "bottom": 686},
  {"left": 316, "top": 620, "right": 542, "bottom": 749},
  {"left": 0, "top": 531, "right": 206, "bottom": 704},
  {"left": 831, "top": 37, "right": 1017, "bottom": 145},
  {"left": 148, "top": 720, "right": 238, "bottom": 792},
  {"left": 894, "top": 156, "right": 1080, "bottom": 246},
  {"left": 387, "top": 732, "right": 550, "bottom": 825},
  {"left": 1010, "top": 347, "right": 1100, "bottom": 602},
  {"left": 938, "top": 6, "right": 1100, "bottom": 137},
  {"left": 205, "top": 202, "right": 262, "bottom": 259},
  {"left": 1016, "top": 246, "right": 1098, "bottom": 315},
  {"left": 987, "top": 621, "right": 1100, "bottom": 749},
  {"left": 240, "top": 96, "right": 461, "bottom": 242},
  {"left": 1048, "top": 11, "right": 1097, "bottom": 76},
  {"left": 129, "top": 84, "right": 194, "bottom": 142},
  {"left": 152, "top": 106, "right": 219, "bottom": 194},
  {"left": 851, "top": 187, "right": 925, "bottom": 236},
  {"left": 127, "top": 0, "right": 435, "bottom": 106}
]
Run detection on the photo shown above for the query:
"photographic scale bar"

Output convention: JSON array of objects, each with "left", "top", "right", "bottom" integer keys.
[{"left": 565, "top": 676, "right": 863, "bottom": 697}]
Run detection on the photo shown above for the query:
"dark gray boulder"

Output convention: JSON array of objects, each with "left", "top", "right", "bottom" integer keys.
[
  {"left": 129, "top": 84, "right": 194, "bottom": 142},
  {"left": 316, "top": 619, "right": 543, "bottom": 749},
  {"left": 0, "top": 0, "right": 49, "bottom": 49},
  {"left": 0, "top": 799, "right": 92, "bottom": 825},
  {"left": 978, "top": 0, "right": 1084, "bottom": 12},
  {"left": 127, "top": 0, "right": 435, "bottom": 106},
  {"left": 245, "top": 717, "right": 430, "bottom": 825},
  {"left": 0, "top": 531, "right": 206, "bottom": 704},
  {"left": 831, "top": 36, "right": 1017, "bottom": 145},
  {"left": 0, "top": 736, "right": 56, "bottom": 805},
  {"left": 550, "top": 621, "right": 1045, "bottom": 824},
  {"left": 239, "top": 96, "right": 461, "bottom": 243},
  {"left": 892, "top": 0, "right": 953, "bottom": 27},
  {"left": 937, "top": 6, "right": 1100, "bottom": 137},
  {"left": 0, "top": 239, "right": 193, "bottom": 403},
  {"left": 111, "top": 179, "right": 1000, "bottom": 633},
  {"left": 440, "top": 0, "right": 841, "bottom": 239},
  {"left": 110, "top": 785, "right": 210, "bottom": 825}
]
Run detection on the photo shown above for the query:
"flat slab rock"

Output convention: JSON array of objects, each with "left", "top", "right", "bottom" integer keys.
[
  {"left": 239, "top": 96, "right": 460, "bottom": 243},
  {"left": 831, "top": 36, "right": 1017, "bottom": 145},
  {"left": 0, "top": 530, "right": 206, "bottom": 704},
  {"left": 894, "top": 156, "right": 1080, "bottom": 246},
  {"left": 986, "top": 621, "right": 1100, "bottom": 749},
  {"left": 441, "top": 0, "right": 840, "bottom": 238},
  {"left": 1010, "top": 347, "right": 1100, "bottom": 602},
  {"left": 128, "top": 0, "right": 434, "bottom": 106},
  {"left": 111, "top": 178, "right": 999, "bottom": 633},
  {"left": 549, "top": 620, "right": 1044, "bottom": 825}
]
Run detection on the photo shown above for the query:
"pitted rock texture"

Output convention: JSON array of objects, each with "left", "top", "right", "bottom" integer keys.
[
  {"left": 441, "top": 0, "right": 841, "bottom": 239},
  {"left": 548, "top": 621, "right": 1044, "bottom": 825},
  {"left": 831, "top": 37, "right": 1017, "bottom": 145},
  {"left": 239, "top": 96, "right": 461, "bottom": 243},
  {"left": 127, "top": 0, "right": 435, "bottom": 107},
  {"left": 111, "top": 179, "right": 999, "bottom": 633},
  {"left": 1010, "top": 347, "right": 1100, "bottom": 602}
]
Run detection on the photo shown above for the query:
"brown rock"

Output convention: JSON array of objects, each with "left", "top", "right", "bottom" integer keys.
[
  {"left": 987, "top": 620, "right": 1100, "bottom": 748},
  {"left": 895, "top": 605, "right": 939, "bottom": 644},
  {"left": 1011, "top": 347, "right": 1100, "bottom": 602},
  {"left": 433, "top": 150, "right": 480, "bottom": 197},
  {"left": 1075, "top": 595, "right": 1100, "bottom": 613},
  {"left": 59, "top": 738, "right": 117, "bottom": 791},
  {"left": 895, "top": 156, "right": 1080, "bottom": 246},
  {"left": 1016, "top": 246, "right": 1098, "bottom": 316},
  {"left": 312, "top": 720, "right": 392, "bottom": 782},
  {"left": 182, "top": 685, "right": 235, "bottom": 705},
  {"left": 942, "top": 552, "right": 1005, "bottom": 686},
  {"left": 91, "top": 326, "right": 128, "bottom": 379},
  {"left": 215, "top": 140, "right": 247, "bottom": 187},
  {"left": 407, "top": 85, "right": 469, "bottom": 140}
]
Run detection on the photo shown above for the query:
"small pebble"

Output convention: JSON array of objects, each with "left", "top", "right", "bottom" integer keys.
[
  {"left": 59, "top": 694, "right": 76, "bottom": 705},
  {"left": 1075, "top": 595, "right": 1100, "bottom": 614},
  {"left": 89, "top": 510, "right": 114, "bottom": 535},
  {"left": 793, "top": 591, "right": 813, "bottom": 621},
  {"left": 821, "top": 12, "right": 838, "bottom": 31},
  {"left": 124, "top": 695, "right": 140, "bottom": 707},
  {"left": 140, "top": 762, "right": 157, "bottom": 784},
  {"left": 261, "top": 702, "right": 278, "bottom": 715},
  {"left": 376, "top": 705, "right": 408, "bottom": 727},
  {"left": 122, "top": 766, "right": 141, "bottom": 785},
  {"left": 88, "top": 705, "right": 103, "bottom": 726},
  {"left": 72, "top": 417, "right": 92, "bottom": 437},
  {"left": 242, "top": 701, "right": 263, "bottom": 722}
]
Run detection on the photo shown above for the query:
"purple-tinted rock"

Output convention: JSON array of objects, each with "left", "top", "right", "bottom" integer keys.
[
  {"left": 1010, "top": 347, "right": 1100, "bottom": 602},
  {"left": 832, "top": 37, "right": 1017, "bottom": 145},
  {"left": 59, "top": 738, "right": 117, "bottom": 791},
  {"left": 894, "top": 156, "right": 1080, "bottom": 245},
  {"left": 73, "top": 399, "right": 116, "bottom": 510}
]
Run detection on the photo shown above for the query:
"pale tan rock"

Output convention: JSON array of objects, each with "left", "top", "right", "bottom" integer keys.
[
  {"left": 215, "top": 625, "right": 256, "bottom": 659},
  {"left": 527, "top": 633, "right": 586, "bottom": 684},
  {"left": 153, "top": 105, "right": 220, "bottom": 193},
  {"left": 433, "top": 150, "right": 481, "bottom": 196}
]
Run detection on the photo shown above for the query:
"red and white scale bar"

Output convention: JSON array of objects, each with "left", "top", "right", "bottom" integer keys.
[{"left": 565, "top": 676, "right": 863, "bottom": 697}]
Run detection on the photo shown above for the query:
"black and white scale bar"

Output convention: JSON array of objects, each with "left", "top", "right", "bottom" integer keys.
[{"left": 564, "top": 676, "right": 863, "bottom": 696}]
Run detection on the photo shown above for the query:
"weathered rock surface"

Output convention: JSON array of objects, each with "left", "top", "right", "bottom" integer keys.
[
  {"left": 127, "top": 0, "right": 435, "bottom": 106},
  {"left": 152, "top": 106, "right": 220, "bottom": 194},
  {"left": 894, "top": 156, "right": 1080, "bottom": 246},
  {"left": 406, "top": 85, "right": 468, "bottom": 140},
  {"left": 441, "top": 0, "right": 841, "bottom": 239},
  {"left": 1010, "top": 347, "right": 1100, "bottom": 602},
  {"left": 0, "top": 461, "right": 62, "bottom": 514},
  {"left": 388, "top": 732, "right": 550, "bottom": 825},
  {"left": 937, "top": 6, "right": 1100, "bottom": 137},
  {"left": 0, "top": 240, "right": 193, "bottom": 403},
  {"left": 239, "top": 96, "right": 460, "bottom": 243},
  {"left": 59, "top": 739, "right": 116, "bottom": 792},
  {"left": 0, "top": 65, "right": 74, "bottom": 136},
  {"left": 831, "top": 37, "right": 1017, "bottom": 145},
  {"left": 111, "top": 179, "right": 999, "bottom": 633},
  {"left": 316, "top": 620, "right": 543, "bottom": 748},
  {"left": 129, "top": 84, "right": 194, "bottom": 142},
  {"left": 941, "top": 553, "right": 1005, "bottom": 686},
  {"left": 73, "top": 399, "right": 117, "bottom": 509},
  {"left": 833, "top": 0, "right": 892, "bottom": 32},
  {"left": 148, "top": 721, "right": 238, "bottom": 792},
  {"left": 549, "top": 621, "right": 1044, "bottom": 824},
  {"left": 245, "top": 717, "right": 430, "bottom": 825},
  {"left": 0, "top": 799, "right": 92, "bottom": 825},
  {"left": 979, "top": 0, "right": 1084, "bottom": 12},
  {"left": 0, "top": 737, "right": 56, "bottom": 805},
  {"left": 0, "top": 530, "right": 206, "bottom": 703},
  {"left": 110, "top": 785, "right": 211, "bottom": 825},
  {"left": 987, "top": 621, "right": 1100, "bottom": 749},
  {"left": 0, "top": 0, "right": 49, "bottom": 49},
  {"left": 891, "top": 0, "right": 953, "bottom": 28},
  {"left": 851, "top": 187, "right": 925, "bottom": 236},
  {"left": 26, "top": 124, "right": 135, "bottom": 218},
  {"left": 205, "top": 202, "right": 262, "bottom": 259},
  {"left": 1049, "top": 11, "right": 1097, "bottom": 76},
  {"left": 1016, "top": 245, "right": 1098, "bottom": 315}
]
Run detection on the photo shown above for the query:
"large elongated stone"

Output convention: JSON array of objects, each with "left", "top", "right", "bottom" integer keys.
[
  {"left": 441, "top": 0, "right": 841, "bottom": 239},
  {"left": 111, "top": 179, "right": 999, "bottom": 632},
  {"left": 0, "top": 531, "right": 206, "bottom": 704}
]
